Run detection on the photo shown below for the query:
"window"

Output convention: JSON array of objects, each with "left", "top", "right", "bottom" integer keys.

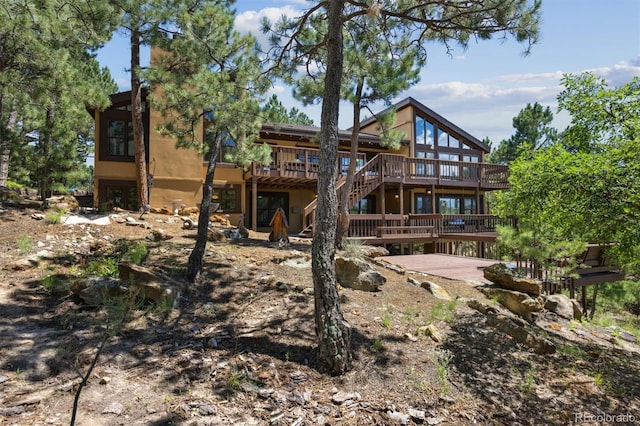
[
  {"left": 349, "top": 195, "right": 376, "bottom": 214},
  {"left": 439, "top": 153, "right": 460, "bottom": 178},
  {"left": 340, "top": 156, "right": 364, "bottom": 174},
  {"left": 462, "top": 155, "right": 479, "bottom": 178},
  {"left": 106, "top": 120, "right": 135, "bottom": 157},
  {"left": 414, "top": 194, "right": 432, "bottom": 214},
  {"left": 438, "top": 197, "right": 460, "bottom": 214},
  {"left": 463, "top": 198, "right": 476, "bottom": 214},
  {"left": 220, "top": 134, "right": 236, "bottom": 162},
  {"left": 415, "top": 151, "right": 435, "bottom": 176},
  {"left": 99, "top": 180, "right": 138, "bottom": 211},
  {"left": 437, "top": 196, "right": 477, "bottom": 214},
  {"left": 212, "top": 184, "right": 241, "bottom": 212},
  {"left": 99, "top": 96, "right": 148, "bottom": 162},
  {"left": 415, "top": 115, "right": 434, "bottom": 146},
  {"left": 437, "top": 128, "right": 460, "bottom": 148}
]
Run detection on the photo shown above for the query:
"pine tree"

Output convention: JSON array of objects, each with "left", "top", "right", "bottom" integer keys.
[
  {"left": 266, "top": 0, "right": 541, "bottom": 375},
  {"left": 0, "top": 0, "right": 115, "bottom": 198},
  {"left": 143, "top": 1, "right": 271, "bottom": 282},
  {"left": 489, "top": 102, "right": 558, "bottom": 164}
]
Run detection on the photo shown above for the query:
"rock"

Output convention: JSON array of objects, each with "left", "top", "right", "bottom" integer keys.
[
  {"left": 423, "top": 323, "right": 443, "bottom": 342},
  {"left": 545, "top": 294, "right": 575, "bottom": 320},
  {"left": 31, "top": 213, "right": 45, "bottom": 220},
  {"left": 408, "top": 408, "right": 426, "bottom": 421},
  {"left": 407, "top": 277, "right": 421, "bottom": 286},
  {"left": 358, "top": 245, "right": 390, "bottom": 258},
  {"left": 102, "top": 402, "right": 124, "bottom": 415},
  {"left": 485, "top": 313, "right": 556, "bottom": 354},
  {"left": 238, "top": 224, "right": 250, "bottom": 238},
  {"left": 479, "top": 287, "right": 544, "bottom": 321},
  {"left": 0, "top": 406, "right": 25, "bottom": 416},
  {"left": 198, "top": 404, "right": 217, "bottom": 416},
  {"left": 421, "top": 280, "right": 453, "bottom": 301},
  {"left": 118, "top": 262, "right": 182, "bottom": 306},
  {"left": 46, "top": 195, "right": 79, "bottom": 212},
  {"left": 331, "top": 391, "right": 360, "bottom": 405},
  {"left": 607, "top": 326, "right": 638, "bottom": 343},
  {"left": 335, "top": 257, "right": 386, "bottom": 292},
  {"left": 181, "top": 216, "right": 198, "bottom": 230},
  {"left": 273, "top": 251, "right": 311, "bottom": 266},
  {"left": 207, "top": 228, "right": 227, "bottom": 242},
  {"left": 36, "top": 250, "right": 56, "bottom": 260},
  {"left": 571, "top": 299, "right": 583, "bottom": 321},
  {"left": 125, "top": 216, "right": 139, "bottom": 226},
  {"left": 71, "top": 276, "right": 128, "bottom": 306},
  {"left": 483, "top": 263, "right": 541, "bottom": 295},
  {"left": 404, "top": 332, "right": 418, "bottom": 342},
  {"left": 147, "top": 229, "right": 172, "bottom": 241},
  {"left": 4, "top": 257, "right": 39, "bottom": 271},
  {"left": 387, "top": 410, "right": 410, "bottom": 425}
]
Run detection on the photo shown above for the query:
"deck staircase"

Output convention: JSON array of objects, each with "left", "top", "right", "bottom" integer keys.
[{"left": 297, "top": 155, "right": 383, "bottom": 238}]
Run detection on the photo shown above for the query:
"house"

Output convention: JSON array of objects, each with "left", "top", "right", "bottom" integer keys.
[{"left": 91, "top": 88, "right": 510, "bottom": 256}]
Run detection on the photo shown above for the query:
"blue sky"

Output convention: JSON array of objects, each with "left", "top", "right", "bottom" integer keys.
[{"left": 98, "top": 0, "right": 640, "bottom": 144}]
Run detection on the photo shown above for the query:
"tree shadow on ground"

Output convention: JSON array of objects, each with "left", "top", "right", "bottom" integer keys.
[{"left": 443, "top": 311, "right": 640, "bottom": 425}]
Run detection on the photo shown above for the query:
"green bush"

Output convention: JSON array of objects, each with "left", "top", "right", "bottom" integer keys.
[
  {"left": 85, "top": 257, "right": 119, "bottom": 277},
  {"left": 45, "top": 211, "right": 62, "bottom": 224},
  {"left": 16, "top": 235, "right": 34, "bottom": 253},
  {"left": 123, "top": 242, "right": 148, "bottom": 265}
]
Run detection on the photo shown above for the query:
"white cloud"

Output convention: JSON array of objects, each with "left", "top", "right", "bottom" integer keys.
[
  {"left": 235, "top": 6, "right": 301, "bottom": 51},
  {"left": 584, "top": 58, "right": 640, "bottom": 86}
]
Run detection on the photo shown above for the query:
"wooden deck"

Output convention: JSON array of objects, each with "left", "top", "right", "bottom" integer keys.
[{"left": 380, "top": 254, "right": 497, "bottom": 283}]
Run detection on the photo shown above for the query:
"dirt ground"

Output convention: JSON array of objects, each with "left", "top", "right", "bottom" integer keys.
[{"left": 1, "top": 204, "right": 639, "bottom": 425}]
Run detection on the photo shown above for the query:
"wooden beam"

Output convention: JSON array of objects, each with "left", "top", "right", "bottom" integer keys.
[{"left": 251, "top": 177, "right": 257, "bottom": 231}]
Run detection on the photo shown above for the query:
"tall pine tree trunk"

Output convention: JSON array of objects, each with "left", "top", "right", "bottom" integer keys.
[
  {"left": 187, "top": 133, "right": 221, "bottom": 282},
  {"left": 131, "top": 29, "right": 148, "bottom": 211},
  {"left": 335, "top": 82, "right": 363, "bottom": 249},
  {"left": 40, "top": 103, "right": 55, "bottom": 208},
  {"left": 312, "top": 0, "right": 352, "bottom": 375},
  {"left": 0, "top": 107, "right": 17, "bottom": 188}
]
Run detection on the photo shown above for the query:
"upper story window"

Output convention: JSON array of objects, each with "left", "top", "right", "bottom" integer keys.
[
  {"left": 437, "top": 128, "right": 460, "bottom": 148},
  {"left": 220, "top": 134, "right": 237, "bottom": 162},
  {"left": 99, "top": 102, "right": 148, "bottom": 162},
  {"left": 107, "top": 120, "right": 135, "bottom": 157},
  {"left": 415, "top": 115, "right": 434, "bottom": 146}
]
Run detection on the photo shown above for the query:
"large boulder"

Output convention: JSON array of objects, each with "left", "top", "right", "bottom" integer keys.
[
  {"left": 70, "top": 276, "right": 128, "bottom": 306},
  {"left": 420, "top": 280, "right": 453, "bottom": 301},
  {"left": 335, "top": 257, "right": 386, "bottom": 292},
  {"left": 118, "top": 262, "right": 182, "bottom": 306},
  {"left": 480, "top": 287, "right": 544, "bottom": 321},
  {"left": 483, "top": 263, "right": 541, "bottom": 295},
  {"left": 46, "top": 195, "right": 79, "bottom": 212},
  {"left": 357, "top": 245, "right": 390, "bottom": 258},
  {"left": 544, "top": 294, "right": 575, "bottom": 320}
]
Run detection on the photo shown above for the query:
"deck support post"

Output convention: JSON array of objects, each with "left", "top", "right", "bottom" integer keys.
[
  {"left": 251, "top": 177, "right": 257, "bottom": 231},
  {"left": 379, "top": 182, "right": 386, "bottom": 217},
  {"left": 431, "top": 185, "right": 436, "bottom": 213}
]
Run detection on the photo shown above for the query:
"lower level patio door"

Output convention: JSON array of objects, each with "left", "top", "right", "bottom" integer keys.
[{"left": 256, "top": 192, "right": 289, "bottom": 227}]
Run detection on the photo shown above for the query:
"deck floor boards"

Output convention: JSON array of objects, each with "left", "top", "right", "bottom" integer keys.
[{"left": 379, "top": 254, "right": 498, "bottom": 283}]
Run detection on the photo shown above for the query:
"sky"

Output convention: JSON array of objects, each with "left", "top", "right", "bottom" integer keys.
[{"left": 97, "top": 0, "right": 640, "bottom": 145}]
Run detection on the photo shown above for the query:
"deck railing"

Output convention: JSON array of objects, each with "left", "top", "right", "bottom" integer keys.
[
  {"left": 251, "top": 146, "right": 366, "bottom": 179},
  {"left": 252, "top": 148, "right": 509, "bottom": 189},
  {"left": 377, "top": 154, "right": 509, "bottom": 188},
  {"left": 347, "top": 214, "right": 516, "bottom": 238}
]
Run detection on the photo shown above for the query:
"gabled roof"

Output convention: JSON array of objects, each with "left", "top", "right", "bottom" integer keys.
[
  {"left": 260, "top": 122, "right": 388, "bottom": 147},
  {"left": 357, "top": 97, "right": 490, "bottom": 153}
]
